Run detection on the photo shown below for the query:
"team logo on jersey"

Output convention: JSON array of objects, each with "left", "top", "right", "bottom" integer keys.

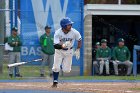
[
  {"left": 61, "top": 38, "right": 72, "bottom": 42},
  {"left": 124, "top": 50, "right": 126, "bottom": 52}
]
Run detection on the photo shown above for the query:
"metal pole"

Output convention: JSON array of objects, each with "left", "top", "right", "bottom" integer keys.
[
  {"left": 80, "top": 0, "right": 84, "bottom": 76},
  {"left": 10, "top": 0, "right": 13, "bottom": 30},
  {"left": 133, "top": 47, "right": 137, "bottom": 76},
  {"left": 14, "top": 0, "right": 18, "bottom": 77},
  {"left": 15, "top": 0, "right": 18, "bottom": 27},
  {"left": 118, "top": 0, "right": 121, "bottom": 5},
  {"left": 0, "top": 0, "right": 5, "bottom": 74}
]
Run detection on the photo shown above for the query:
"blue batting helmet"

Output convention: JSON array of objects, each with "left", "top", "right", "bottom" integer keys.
[{"left": 60, "top": 17, "right": 74, "bottom": 29}]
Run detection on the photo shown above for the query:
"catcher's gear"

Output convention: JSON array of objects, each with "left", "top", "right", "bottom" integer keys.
[
  {"left": 60, "top": 17, "right": 74, "bottom": 29},
  {"left": 75, "top": 49, "right": 80, "bottom": 60},
  {"left": 62, "top": 41, "right": 72, "bottom": 48}
]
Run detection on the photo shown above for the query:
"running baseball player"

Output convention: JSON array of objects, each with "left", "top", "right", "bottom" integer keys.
[{"left": 52, "top": 17, "right": 82, "bottom": 88}]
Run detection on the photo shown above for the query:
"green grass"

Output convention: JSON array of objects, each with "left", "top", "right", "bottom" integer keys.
[
  {"left": 0, "top": 63, "right": 140, "bottom": 80},
  {"left": 0, "top": 64, "right": 49, "bottom": 80},
  {"left": 129, "top": 88, "right": 140, "bottom": 90},
  {"left": 60, "top": 75, "right": 140, "bottom": 80}
]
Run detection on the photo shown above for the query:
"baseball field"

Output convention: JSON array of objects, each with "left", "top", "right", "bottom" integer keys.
[{"left": 0, "top": 64, "right": 140, "bottom": 93}]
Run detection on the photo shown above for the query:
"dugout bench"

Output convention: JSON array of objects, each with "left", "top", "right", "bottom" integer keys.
[{"left": 92, "top": 45, "right": 140, "bottom": 76}]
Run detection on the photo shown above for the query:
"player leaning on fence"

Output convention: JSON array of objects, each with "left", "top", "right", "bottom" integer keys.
[
  {"left": 7, "top": 27, "right": 22, "bottom": 78},
  {"left": 40, "top": 25, "right": 55, "bottom": 77},
  {"left": 112, "top": 38, "right": 133, "bottom": 76}
]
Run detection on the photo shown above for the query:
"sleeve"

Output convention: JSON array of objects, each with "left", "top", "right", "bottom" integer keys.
[
  {"left": 54, "top": 32, "right": 60, "bottom": 44},
  {"left": 112, "top": 47, "right": 117, "bottom": 60},
  {"left": 96, "top": 49, "right": 100, "bottom": 59},
  {"left": 4, "top": 37, "right": 8, "bottom": 44},
  {"left": 40, "top": 35, "right": 43, "bottom": 47},
  {"left": 17, "top": 36, "right": 22, "bottom": 46},
  {"left": 108, "top": 48, "right": 111, "bottom": 59},
  {"left": 8, "top": 37, "right": 15, "bottom": 47},
  {"left": 126, "top": 47, "right": 131, "bottom": 60},
  {"left": 54, "top": 44, "right": 62, "bottom": 49},
  {"left": 75, "top": 30, "right": 82, "bottom": 41}
]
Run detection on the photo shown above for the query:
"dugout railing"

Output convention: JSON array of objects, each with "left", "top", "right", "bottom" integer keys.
[{"left": 133, "top": 45, "right": 140, "bottom": 76}]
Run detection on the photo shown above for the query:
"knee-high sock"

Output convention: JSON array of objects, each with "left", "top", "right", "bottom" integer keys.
[{"left": 53, "top": 72, "right": 59, "bottom": 82}]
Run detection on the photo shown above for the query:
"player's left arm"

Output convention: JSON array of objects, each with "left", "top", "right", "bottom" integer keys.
[
  {"left": 75, "top": 30, "right": 82, "bottom": 60},
  {"left": 77, "top": 40, "right": 82, "bottom": 49},
  {"left": 75, "top": 30, "right": 82, "bottom": 49}
]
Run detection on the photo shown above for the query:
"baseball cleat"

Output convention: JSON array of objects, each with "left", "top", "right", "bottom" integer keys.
[
  {"left": 40, "top": 74, "right": 45, "bottom": 77},
  {"left": 16, "top": 74, "right": 22, "bottom": 77},
  {"left": 9, "top": 74, "right": 13, "bottom": 78},
  {"left": 51, "top": 81, "right": 58, "bottom": 88}
]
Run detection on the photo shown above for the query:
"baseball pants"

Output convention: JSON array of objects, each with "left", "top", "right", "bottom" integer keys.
[
  {"left": 99, "top": 60, "right": 110, "bottom": 75},
  {"left": 52, "top": 49, "right": 73, "bottom": 73},
  {"left": 9, "top": 52, "right": 20, "bottom": 75},
  {"left": 40, "top": 52, "right": 54, "bottom": 75},
  {"left": 113, "top": 60, "right": 133, "bottom": 75},
  {"left": 93, "top": 61, "right": 99, "bottom": 74}
]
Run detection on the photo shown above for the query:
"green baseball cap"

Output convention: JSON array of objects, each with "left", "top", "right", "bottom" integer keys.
[
  {"left": 45, "top": 25, "right": 51, "bottom": 30},
  {"left": 12, "top": 27, "right": 18, "bottom": 31},
  {"left": 118, "top": 38, "right": 124, "bottom": 42},
  {"left": 101, "top": 39, "right": 107, "bottom": 43},
  {"left": 96, "top": 42, "right": 100, "bottom": 45}
]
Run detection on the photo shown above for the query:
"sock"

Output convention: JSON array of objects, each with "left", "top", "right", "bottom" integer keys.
[{"left": 53, "top": 71, "right": 59, "bottom": 82}]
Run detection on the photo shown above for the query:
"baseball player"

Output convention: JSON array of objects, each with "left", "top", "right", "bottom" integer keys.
[
  {"left": 112, "top": 38, "right": 133, "bottom": 76},
  {"left": 40, "top": 25, "right": 55, "bottom": 77},
  {"left": 93, "top": 42, "right": 100, "bottom": 75},
  {"left": 51, "top": 17, "right": 82, "bottom": 88},
  {"left": 96, "top": 39, "right": 111, "bottom": 76},
  {"left": 7, "top": 27, "right": 22, "bottom": 78}
]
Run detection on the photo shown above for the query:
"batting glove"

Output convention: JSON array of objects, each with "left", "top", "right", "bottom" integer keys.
[
  {"left": 62, "top": 41, "right": 72, "bottom": 48},
  {"left": 75, "top": 49, "right": 80, "bottom": 60}
]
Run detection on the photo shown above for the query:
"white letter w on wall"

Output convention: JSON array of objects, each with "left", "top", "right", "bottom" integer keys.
[{"left": 31, "top": 0, "right": 68, "bottom": 38}]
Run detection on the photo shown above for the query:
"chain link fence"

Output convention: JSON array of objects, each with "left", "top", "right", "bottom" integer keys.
[{"left": 0, "top": 11, "right": 55, "bottom": 80}]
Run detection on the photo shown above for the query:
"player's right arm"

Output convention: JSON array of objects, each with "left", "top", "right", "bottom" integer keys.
[{"left": 8, "top": 36, "right": 15, "bottom": 47}]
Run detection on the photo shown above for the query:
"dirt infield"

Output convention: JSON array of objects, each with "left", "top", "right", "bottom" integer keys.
[{"left": 0, "top": 82, "right": 140, "bottom": 93}]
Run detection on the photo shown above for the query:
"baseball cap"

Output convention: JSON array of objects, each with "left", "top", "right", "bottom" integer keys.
[
  {"left": 45, "top": 25, "right": 51, "bottom": 30},
  {"left": 12, "top": 27, "right": 18, "bottom": 31},
  {"left": 101, "top": 39, "right": 107, "bottom": 43},
  {"left": 96, "top": 42, "right": 100, "bottom": 45},
  {"left": 118, "top": 38, "right": 124, "bottom": 42}
]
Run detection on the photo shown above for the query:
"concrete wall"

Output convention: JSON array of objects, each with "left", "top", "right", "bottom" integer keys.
[{"left": 84, "top": 15, "right": 92, "bottom": 75}]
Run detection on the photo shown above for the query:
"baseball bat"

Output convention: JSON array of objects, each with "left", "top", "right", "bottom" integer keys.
[{"left": 7, "top": 59, "right": 43, "bottom": 68}]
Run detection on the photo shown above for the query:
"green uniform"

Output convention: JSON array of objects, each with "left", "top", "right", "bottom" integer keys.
[
  {"left": 8, "top": 35, "right": 22, "bottom": 52},
  {"left": 96, "top": 46, "right": 111, "bottom": 75},
  {"left": 96, "top": 46, "right": 111, "bottom": 59},
  {"left": 112, "top": 46, "right": 130, "bottom": 62},
  {"left": 40, "top": 33, "right": 55, "bottom": 76},
  {"left": 7, "top": 35, "right": 22, "bottom": 75},
  {"left": 40, "top": 33, "right": 55, "bottom": 55}
]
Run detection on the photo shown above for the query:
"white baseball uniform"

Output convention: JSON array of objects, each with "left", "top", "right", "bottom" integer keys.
[{"left": 52, "top": 28, "right": 81, "bottom": 73}]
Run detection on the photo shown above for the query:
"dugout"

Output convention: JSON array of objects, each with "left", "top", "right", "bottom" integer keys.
[
  {"left": 92, "top": 15, "right": 140, "bottom": 75},
  {"left": 84, "top": 4, "right": 140, "bottom": 75}
]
